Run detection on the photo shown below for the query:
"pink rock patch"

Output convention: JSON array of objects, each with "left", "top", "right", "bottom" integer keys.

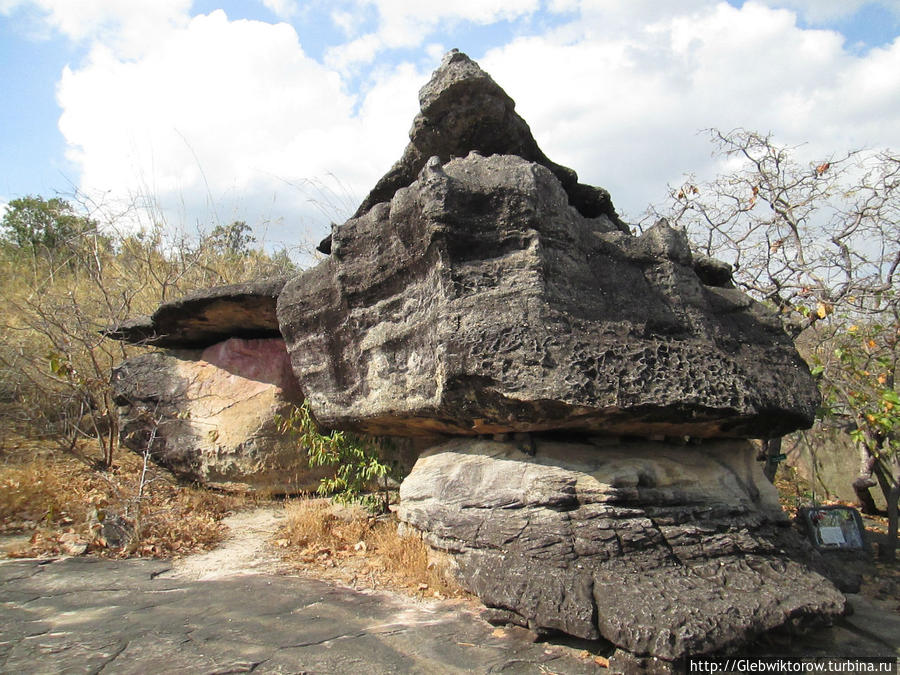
[{"left": 201, "top": 338, "right": 301, "bottom": 396}]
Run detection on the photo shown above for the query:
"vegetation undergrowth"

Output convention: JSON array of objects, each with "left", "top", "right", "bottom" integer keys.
[
  {"left": 0, "top": 423, "right": 252, "bottom": 559},
  {"left": 276, "top": 401, "right": 399, "bottom": 514},
  {"left": 275, "top": 498, "right": 464, "bottom": 599}
]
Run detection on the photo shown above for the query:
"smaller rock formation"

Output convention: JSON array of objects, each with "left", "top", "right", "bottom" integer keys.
[
  {"left": 112, "top": 337, "right": 320, "bottom": 493},
  {"left": 106, "top": 277, "right": 288, "bottom": 348},
  {"left": 399, "top": 437, "right": 847, "bottom": 670}
]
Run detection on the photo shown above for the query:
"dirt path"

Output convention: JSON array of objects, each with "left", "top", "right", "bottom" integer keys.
[{"left": 159, "top": 506, "right": 291, "bottom": 580}]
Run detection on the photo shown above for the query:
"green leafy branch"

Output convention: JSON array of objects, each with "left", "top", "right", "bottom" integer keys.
[{"left": 275, "top": 400, "right": 397, "bottom": 514}]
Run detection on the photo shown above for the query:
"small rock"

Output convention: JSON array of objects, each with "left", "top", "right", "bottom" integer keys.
[{"left": 59, "top": 533, "right": 88, "bottom": 556}]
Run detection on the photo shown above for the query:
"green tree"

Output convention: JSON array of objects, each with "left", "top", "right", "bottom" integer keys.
[
  {"left": 1, "top": 195, "right": 101, "bottom": 261},
  {"left": 209, "top": 221, "right": 255, "bottom": 256},
  {"left": 276, "top": 401, "right": 397, "bottom": 514}
]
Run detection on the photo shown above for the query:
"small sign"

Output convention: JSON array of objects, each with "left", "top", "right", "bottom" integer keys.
[
  {"left": 818, "top": 526, "right": 846, "bottom": 546},
  {"left": 799, "top": 506, "right": 865, "bottom": 551}
]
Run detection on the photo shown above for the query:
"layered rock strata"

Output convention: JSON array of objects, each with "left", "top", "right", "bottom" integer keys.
[
  {"left": 104, "top": 48, "right": 843, "bottom": 667},
  {"left": 112, "top": 337, "right": 321, "bottom": 493},
  {"left": 278, "top": 153, "right": 819, "bottom": 438},
  {"left": 398, "top": 438, "right": 847, "bottom": 670},
  {"left": 106, "top": 277, "right": 288, "bottom": 348}
]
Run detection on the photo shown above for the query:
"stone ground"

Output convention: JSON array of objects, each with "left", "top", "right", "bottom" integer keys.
[{"left": 1, "top": 507, "right": 898, "bottom": 674}]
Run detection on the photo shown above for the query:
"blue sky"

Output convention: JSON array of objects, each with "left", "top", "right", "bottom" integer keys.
[{"left": 1, "top": 0, "right": 899, "bottom": 254}]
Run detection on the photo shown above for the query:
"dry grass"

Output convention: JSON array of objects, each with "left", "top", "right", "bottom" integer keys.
[
  {"left": 0, "top": 433, "right": 251, "bottom": 559},
  {"left": 277, "top": 498, "right": 465, "bottom": 599}
]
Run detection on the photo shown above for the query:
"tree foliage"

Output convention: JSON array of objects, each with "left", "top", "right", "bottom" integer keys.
[
  {"left": 658, "top": 129, "right": 899, "bottom": 558},
  {"left": 1, "top": 195, "right": 105, "bottom": 262},
  {"left": 276, "top": 401, "right": 397, "bottom": 514}
]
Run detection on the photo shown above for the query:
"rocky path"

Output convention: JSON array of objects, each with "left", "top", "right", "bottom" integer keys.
[
  {"left": 158, "top": 506, "right": 290, "bottom": 580},
  {"left": 2, "top": 507, "right": 898, "bottom": 674},
  {"left": 0, "top": 507, "right": 603, "bottom": 674}
]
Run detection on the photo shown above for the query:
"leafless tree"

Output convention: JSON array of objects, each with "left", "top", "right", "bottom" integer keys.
[{"left": 655, "top": 129, "right": 899, "bottom": 558}]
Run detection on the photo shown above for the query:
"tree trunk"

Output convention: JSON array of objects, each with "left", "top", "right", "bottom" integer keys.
[
  {"left": 885, "top": 482, "right": 899, "bottom": 562},
  {"left": 854, "top": 444, "right": 880, "bottom": 515},
  {"left": 873, "top": 456, "right": 899, "bottom": 561},
  {"left": 762, "top": 437, "right": 782, "bottom": 483}
]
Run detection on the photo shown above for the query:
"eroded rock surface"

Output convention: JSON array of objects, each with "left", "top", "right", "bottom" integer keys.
[
  {"left": 319, "top": 49, "right": 625, "bottom": 254},
  {"left": 398, "top": 438, "right": 847, "bottom": 667},
  {"left": 112, "top": 337, "right": 319, "bottom": 493},
  {"left": 106, "top": 277, "right": 288, "bottom": 348},
  {"left": 278, "top": 153, "right": 819, "bottom": 438}
]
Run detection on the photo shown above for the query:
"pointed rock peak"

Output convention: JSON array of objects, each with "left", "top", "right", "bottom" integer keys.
[{"left": 351, "top": 49, "right": 626, "bottom": 230}]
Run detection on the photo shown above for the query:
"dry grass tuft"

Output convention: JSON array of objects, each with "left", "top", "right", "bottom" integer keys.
[
  {"left": 278, "top": 498, "right": 464, "bottom": 599},
  {"left": 1, "top": 434, "right": 252, "bottom": 559}
]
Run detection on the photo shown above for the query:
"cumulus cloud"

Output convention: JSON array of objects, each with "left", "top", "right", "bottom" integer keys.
[
  {"left": 481, "top": 1, "right": 900, "bottom": 217},
  {"left": 55, "top": 9, "right": 421, "bottom": 246},
  {"left": 10, "top": 0, "right": 900, "bottom": 250},
  {"left": 1, "top": 0, "right": 191, "bottom": 58},
  {"left": 260, "top": 0, "right": 299, "bottom": 20},
  {"left": 761, "top": 0, "right": 900, "bottom": 23},
  {"left": 325, "top": 0, "right": 540, "bottom": 69}
]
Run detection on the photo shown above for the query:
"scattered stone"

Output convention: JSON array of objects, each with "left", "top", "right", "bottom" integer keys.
[
  {"left": 278, "top": 153, "right": 819, "bottom": 439},
  {"left": 399, "top": 437, "right": 847, "bottom": 665},
  {"left": 58, "top": 533, "right": 88, "bottom": 556},
  {"left": 112, "top": 337, "right": 321, "bottom": 493}
]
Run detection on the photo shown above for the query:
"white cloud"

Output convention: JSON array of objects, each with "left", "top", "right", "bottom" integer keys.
[
  {"left": 12, "top": 0, "right": 900, "bottom": 251},
  {"left": 260, "top": 0, "right": 299, "bottom": 20},
  {"left": 759, "top": 0, "right": 900, "bottom": 23},
  {"left": 55, "top": 9, "right": 421, "bottom": 247},
  {"left": 481, "top": 1, "right": 900, "bottom": 218},
  {"left": 1, "top": 0, "right": 191, "bottom": 58},
  {"left": 325, "top": 0, "right": 540, "bottom": 69}
]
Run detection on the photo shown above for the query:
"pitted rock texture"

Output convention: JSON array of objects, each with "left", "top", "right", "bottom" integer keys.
[
  {"left": 278, "top": 152, "right": 820, "bottom": 438},
  {"left": 398, "top": 438, "right": 847, "bottom": 665},
  {"left": 329, "top": 48, "right": 626, "bottom": 252},
  {"left": 105, "top": 277, "right": 288, "bottom": 348},
  {"left": 112, "top": 337, "right": 320, "bottom": 493}
]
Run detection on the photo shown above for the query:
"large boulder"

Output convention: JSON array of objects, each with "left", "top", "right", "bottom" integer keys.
[
  {"left": 398, "top": 437, "right": 847, "bottom": 669},
  {"left": 277, "top": 153, "right": 819, "bottom": 438},
  {"left": 112, "top": 337, "right": 320, "bottom": 493},
  {"left": 105, "top": 277, "right": 288, "bottom": 348},
  {"left": 319, "top": 49, "right": 626, "bottom": 253}
]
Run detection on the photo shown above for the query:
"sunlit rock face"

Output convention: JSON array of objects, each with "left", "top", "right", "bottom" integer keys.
[
  {"left": 106, "top": 277, "right": 288, "bottom": 348},
  {"left": 278, "top": 152, "right": 819, "bottom": 439},
  {"left": 112, "top": 337, "right": 323, "bottom": 493},
  {"left": 398, "top": 438, "right": 846, "bottom": 669}
]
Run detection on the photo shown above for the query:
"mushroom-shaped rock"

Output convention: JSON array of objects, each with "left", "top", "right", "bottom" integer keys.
[{"left": 277, "top": 153, "right": 820, "bottom": 438}]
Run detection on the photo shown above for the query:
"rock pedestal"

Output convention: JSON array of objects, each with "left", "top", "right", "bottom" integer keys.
[
  {"left": 398, "top": 438, "right": 846, "bottom": 670},
  {"left": 106, "top": 49, "right": 844, "bottom": 668}
]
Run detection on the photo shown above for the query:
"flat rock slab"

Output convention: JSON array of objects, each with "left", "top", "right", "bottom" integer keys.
[
  {"left": 279, "top": 153, "right": 819, "bottom": 439},
  {"left": 105, "top": 277, "right": 288, "bottom": 348},
  {"left": 0, "top": 558, "right": 602, "bottom": 675}
]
